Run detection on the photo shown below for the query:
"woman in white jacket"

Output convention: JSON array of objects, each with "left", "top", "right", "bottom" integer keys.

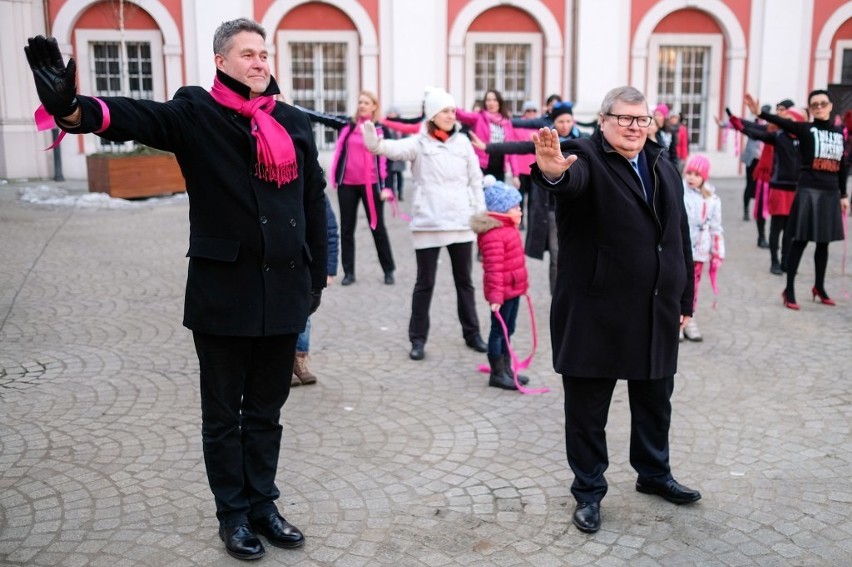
[{"left": 362, "top": 88, "right": 487, "bottom": 360}]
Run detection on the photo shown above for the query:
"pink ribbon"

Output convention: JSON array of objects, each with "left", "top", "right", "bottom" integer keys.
[
  {"left": 385, "top": 190, "right": 411, "bottom": 222},
  {"left": 754, "top": 180, "right": 770, "bottom": 220},
  {"left": 721, "top": 123, "right": 741, "bottom": 158},
  {"left": 34, "top": 98, "right": 111, "bottom": 149},
  {"left": 477, "top": 294, "right": 548, "bottom": 395}
]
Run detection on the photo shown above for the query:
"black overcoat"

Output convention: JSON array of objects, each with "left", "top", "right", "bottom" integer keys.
[
  {"left": 69, "top": 75, "right": 328, "bottom": 337},
  {"left": 531, "top": 131, "right": 693, "bottom": 380}
]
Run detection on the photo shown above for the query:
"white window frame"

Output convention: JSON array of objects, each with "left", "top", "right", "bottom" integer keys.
[
  {"left": 75, "top": 29, "right": 165, "bottom": 155},
  {"left": 464, "top": 32, "right": 542, "bottom": 112},
  {"left": 647, "top": 33, "right": 723, "bottom": 152},
  {"left": 276, "top": 30, "right": 359, "bottom": 112},
  {"left": 832, "top": 39, "right": 852, "bottom": 83}
]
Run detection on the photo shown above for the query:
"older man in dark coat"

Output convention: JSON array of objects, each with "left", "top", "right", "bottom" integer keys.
[
  {"left": 531, "top": 86, "right": 700, "bottom": 534},
  {"left": 25, "top": 19, "right": 326, "bottom": 561}
]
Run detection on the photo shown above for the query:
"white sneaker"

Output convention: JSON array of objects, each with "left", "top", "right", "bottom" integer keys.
[{"left": 684, "top": 319, "right": 703, "bottom": 342}]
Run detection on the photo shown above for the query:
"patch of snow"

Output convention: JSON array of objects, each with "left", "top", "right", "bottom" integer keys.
[{"left": 18, "top": 185, "right": 187, "bottom": 209}]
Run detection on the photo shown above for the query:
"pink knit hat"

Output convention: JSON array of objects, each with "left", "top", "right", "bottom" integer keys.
[
  {"left": 654, "top": 103, "right": 669, "bottom": 118},
  {"left": 685, "top": 154, "right": 711, "bottom": 180}
]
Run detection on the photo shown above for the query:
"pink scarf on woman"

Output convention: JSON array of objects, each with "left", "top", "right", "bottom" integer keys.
[
  {"left": 483, "top": 110, "right": 505, "bottom": 125},
  {"left": 210, "top": 76, "right": 298, "bottom": 187}
]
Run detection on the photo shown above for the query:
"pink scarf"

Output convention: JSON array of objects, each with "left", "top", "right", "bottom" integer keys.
[
  {"left": 210, "top": 76, "right": 298, "bottom": 187},
  {"left": 483, "top": 110, "right": 505, "bottom": 125}
]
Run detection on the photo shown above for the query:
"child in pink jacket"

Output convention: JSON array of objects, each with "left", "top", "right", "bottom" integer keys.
[{"left": 470, "top": 176, "right": 530, "bottom": 390}]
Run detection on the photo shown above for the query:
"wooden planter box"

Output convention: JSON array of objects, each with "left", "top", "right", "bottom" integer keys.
[{"left": 86, "top": 153, "right": 186, "bottom": 199}]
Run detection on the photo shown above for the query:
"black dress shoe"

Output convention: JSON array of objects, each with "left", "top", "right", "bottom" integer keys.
[
  {"left": 249, "top": 513, "right": 305, "bottom": 549},
  {"left": 219, "top": 524, "right": 265, "bottom": 560},
  {"left": 384, "top": 272, "right": 395, "bottom": 285},
  {"left": 757, "top": 236, "right": 769, "bottom": 249},
  {"left": 465, "top": 334, "right": 487, "bottom": 353},
  {"left": 410, "top": 341, "right": 425, "bottom": 361},
  {"left": 341, "top": 273, "right": 355, "bottom": 286},
  {"left": 770, "top": 261, "right": 783, "bottom": 275},
  {"left": 636, "top": 478, "right": 702, "bottom": 504},
  {"left": 572, "top": 502, "right": 601, "bottom": 533}
]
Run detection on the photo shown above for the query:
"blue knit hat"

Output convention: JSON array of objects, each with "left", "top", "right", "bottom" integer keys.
[{"left": 483, "top": 180, "right": 522, "bottom": 213}]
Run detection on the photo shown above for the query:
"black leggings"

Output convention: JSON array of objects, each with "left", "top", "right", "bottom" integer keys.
[
  {"left": 768, "top": 215, "right": 793, "bottom": 267},
  {"left": 785, "top": 240, "right": 830, "bottom": 301}
]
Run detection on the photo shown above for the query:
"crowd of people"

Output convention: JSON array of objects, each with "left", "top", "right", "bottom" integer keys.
[{"left": 23, "top": 15, "right": 850, "bottom": 560}]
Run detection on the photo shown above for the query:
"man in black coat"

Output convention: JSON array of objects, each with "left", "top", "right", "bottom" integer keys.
[
  {"left": 25, "top": 19, "right": 327, "bottom": 561},
  {"left": 530, "top": 86, "right": 700, "bottom": 534}
]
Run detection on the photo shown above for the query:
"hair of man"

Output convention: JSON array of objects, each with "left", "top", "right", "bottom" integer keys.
[{"left": 213, "top": 18, "right": 266, "bottom": 55}]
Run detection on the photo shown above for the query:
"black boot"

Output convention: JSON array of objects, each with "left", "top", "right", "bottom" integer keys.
[
  {"left": 488, "top": 355, "right": 518, "bottom": 390},
  {"left": 502, "top": 353, "right": 529, "bottom": 385},
  {"left": 743, "top": 204, "right": 749, "bottom": 221}
]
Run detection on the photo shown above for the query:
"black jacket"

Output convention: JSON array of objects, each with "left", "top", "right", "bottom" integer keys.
[
  {"left": 739, "top": 119, "right": 801, "bottom": 190},
  {"left": 531, "top": 131, "right": 693, "bottom": 380},
  {"left": 67, "top": 72, "right": 328, "bottom": 336}
]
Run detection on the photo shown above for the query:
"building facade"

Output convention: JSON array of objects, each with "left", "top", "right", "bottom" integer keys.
[{"left": 2, "top": 0, "right": 852, "bottom": 180}]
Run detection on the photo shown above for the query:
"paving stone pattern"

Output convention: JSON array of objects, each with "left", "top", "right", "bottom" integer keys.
[{"left": 1, "top": 177, "right": 851, "bottom": 566}]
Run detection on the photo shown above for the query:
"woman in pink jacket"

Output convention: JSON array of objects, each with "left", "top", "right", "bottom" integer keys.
[
  {"left": 456, "top": 89, "right": 521, "bottom": 183},
  {"left": 301, "top": 91, "right": 396, "bottom": 286}
]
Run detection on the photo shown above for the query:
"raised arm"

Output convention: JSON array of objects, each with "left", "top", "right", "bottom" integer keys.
[
  {"left": 510, "top": 116, "right": 548, "bottom": 129},
  {"left": 382, "top": 118, "right": 422, "bottom": 135},
  {"left": 295, "top": 105, "right": 348, "bottom": 130},
  {"left": 361, "top": 120, "right": 420, "bottom": 162},
  {"left": 744, "top": 93, "right": 809, "bottom": 137}
]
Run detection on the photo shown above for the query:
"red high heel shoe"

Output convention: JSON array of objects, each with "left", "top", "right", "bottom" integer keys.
[
  {"left": 811, "top": 286, "right": 836, "bottom": 306},
  {"left": 782, "top": 290, "right": 800, "bottom": 310}
]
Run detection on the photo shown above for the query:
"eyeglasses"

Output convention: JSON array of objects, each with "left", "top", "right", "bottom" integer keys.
[
  {"left": 809, "top": 100, "right": 831, "bottom": 110},
  {"left": 605, "top": 113, "right": 653, "bottom": 127}
]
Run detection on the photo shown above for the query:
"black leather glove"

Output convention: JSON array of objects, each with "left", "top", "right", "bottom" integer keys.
[
  {"left": 24, "top": 36, "right": 79, "bottom": 118},
  {"left": 309, "top": 290, "right": 322, "bottom": 315}
]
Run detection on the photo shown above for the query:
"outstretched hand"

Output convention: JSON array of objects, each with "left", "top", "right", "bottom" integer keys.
[
  {"left": 24, "top": 36, "right": 79, "bottom": 118},
  {"left": 532, "top": 128, "right": 577, "bottom": 180},
  {"left": 468, "top": 131, "right": 486, "bottom": 151},
  {"left": 744, "top": 93, "right": 760, "bottom": 117},
  {"left": 361, "top": 120, "right": 380, "bottom": 153}
]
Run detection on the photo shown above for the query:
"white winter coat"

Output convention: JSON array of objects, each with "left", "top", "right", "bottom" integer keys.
[
  {"left": 366, "top": 125, "right": 485, "bottom": 234},
  {"left": 683, "top": 181, "right": 725, "bottom": 263}
]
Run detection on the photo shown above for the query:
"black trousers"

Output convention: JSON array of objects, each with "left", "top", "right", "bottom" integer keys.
[
  {"left": 338, "top": 183, "right": 395, "bottom": 277},
  {"left": 563, "top": 375, "right": 674, "bottom": 503},
  {"left": 409, "top": 242, "right": 480, "bottom": 344},
  {"left": 193, "top": 332, "right": 297, "bottom": 528}
]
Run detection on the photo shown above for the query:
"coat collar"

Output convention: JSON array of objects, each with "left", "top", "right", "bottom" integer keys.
[
  {"left": 590, "top": 130, "right": 666, "bottom": 219},
  {"left": 215, "top": 69, "right": 281, "bottom": 100}
]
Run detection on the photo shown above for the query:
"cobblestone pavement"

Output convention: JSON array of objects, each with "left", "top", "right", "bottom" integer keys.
[{"left": 1, "top": 176, "right": 851, "bottom": 567}]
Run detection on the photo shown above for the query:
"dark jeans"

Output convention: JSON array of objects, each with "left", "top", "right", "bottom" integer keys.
[
  {"left": 563, "top": 375, "right": 674, "bottom": 503},
  {"left": 409, "top": 242, "right": 480, "bottom": 344},
  {"left": 338, "top": 183, "right": 395, "bottom": 277},
  {"left": 487, "top": 296, "right": 520, "bottom": 356},
  {"left": 193, "top": 332, "right": 297, "bottom": 528}
]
